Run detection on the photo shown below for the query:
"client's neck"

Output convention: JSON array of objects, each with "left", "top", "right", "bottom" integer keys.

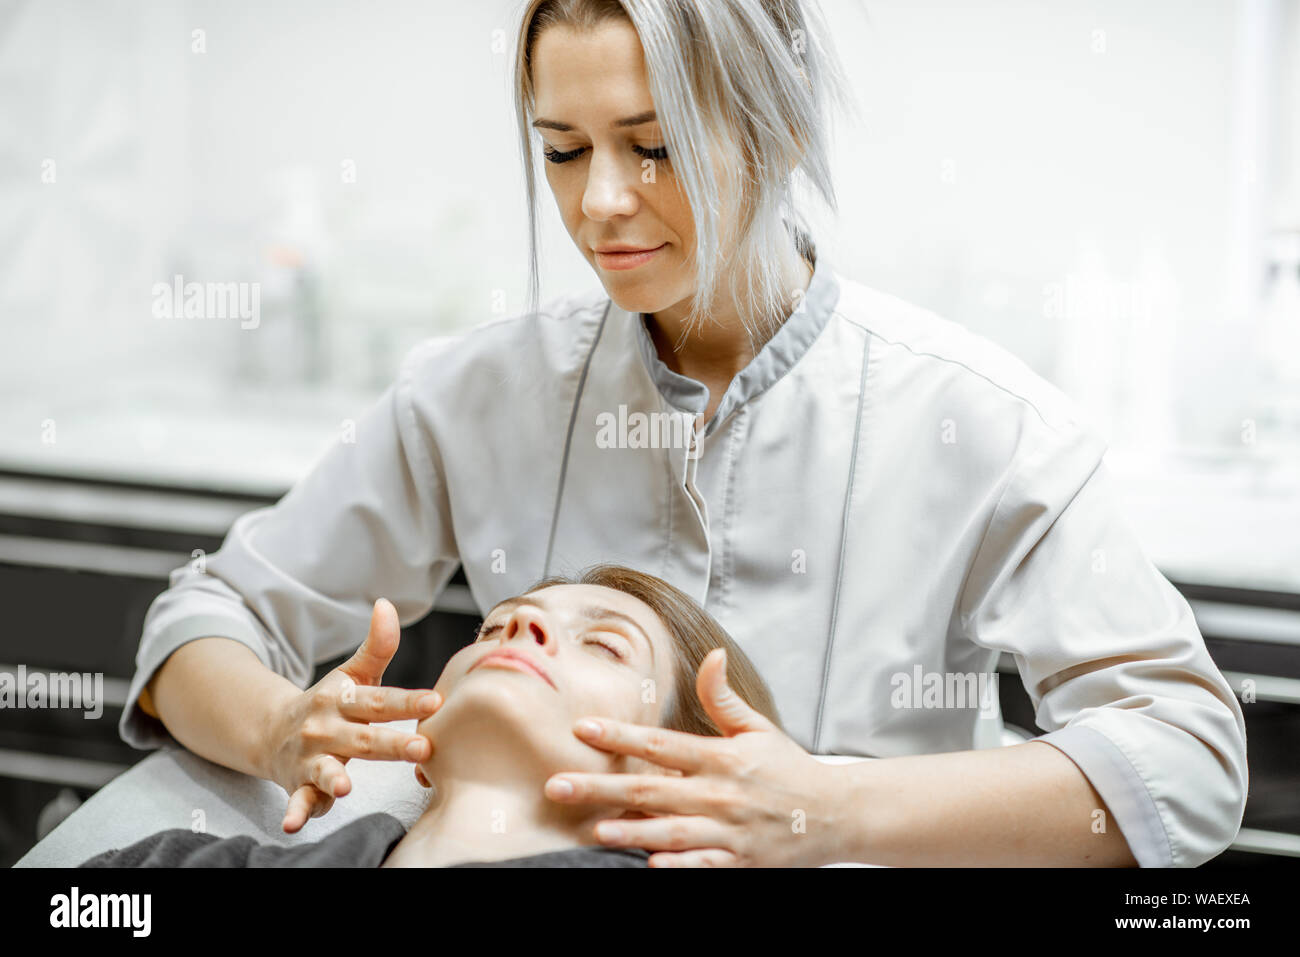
[{"left": 382, "top": 768, "right": 615, "bottom": 868}]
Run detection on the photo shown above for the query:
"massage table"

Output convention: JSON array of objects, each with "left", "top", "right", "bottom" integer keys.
[{"left": 15, "top": 721, "right": 875, "bottom": 867}]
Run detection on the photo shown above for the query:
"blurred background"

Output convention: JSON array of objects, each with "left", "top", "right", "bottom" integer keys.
[{"left": 0, "top": 0, "right": 1297, "bottom": 866}]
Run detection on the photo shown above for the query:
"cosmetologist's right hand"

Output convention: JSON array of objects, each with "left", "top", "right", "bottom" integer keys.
[{"left": 263, "top": 597, "right": 442, "bottom": 833}]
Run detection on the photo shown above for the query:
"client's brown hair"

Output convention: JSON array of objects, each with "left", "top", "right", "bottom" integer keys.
[{"left": 522, "top": 564, "right": 783, "bottom": 736}]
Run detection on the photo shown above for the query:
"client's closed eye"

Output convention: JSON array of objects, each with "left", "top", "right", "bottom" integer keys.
[
  {"left": 477, "top": 621, "right": 627, "bottom": 662},
  {"left": 584, "top": 634, "right": 626, "bottom": 661}
]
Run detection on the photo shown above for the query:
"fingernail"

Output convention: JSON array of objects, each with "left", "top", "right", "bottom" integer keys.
[
  {"left": 406, "top": 739, "right": 424, "bottom": 760},
  {"left": 419, "top": 693, "right": 439, "bottom": 711},
  {"left": 575, "top": 719, "right": 602, "bottom": 738},
  {"left": 547, "top": 778, "right": 573, "bottom": 798}
]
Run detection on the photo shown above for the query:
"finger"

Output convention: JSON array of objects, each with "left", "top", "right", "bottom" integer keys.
[
  {"left": 308, "top": 792, "right": 336, "bottom": 820},
  {"left": 544, "top": 772, "right": 715, "bottom": 816},
  {"left": 282, "top": 784, "right": 323, "bottom": 833},
  {"left": 334, "top": 722, "right": 431, "bottom": 763},
  {"left": 308, "top": 754, "right": 353, "bottom": 799},
  {"left": 341, "top": 598, "right": 402, "bottom": 686},
  {"left": 570, "top": 718, "right": 709, "bottom": 774},
  {"left": 592, "top": 814, "right": 731, "bottom": 853},
  {"left": 338, "top": 686, "right": 441, "bottom": 723},
  {"left": 647, "top": 848, "right": 739, "bottom": 868},
  {"left": 696, "top": 648, "right": 777, "bottom": 737}
]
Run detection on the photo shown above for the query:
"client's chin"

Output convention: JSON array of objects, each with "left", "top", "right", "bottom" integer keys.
[{"left": 416, "top": 669, "right": 624, "bottom": 786}]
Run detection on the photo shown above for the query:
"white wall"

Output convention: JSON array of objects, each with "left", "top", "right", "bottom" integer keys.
[{"left": 0, "top": 0, "right": 1294, "bottom": 463}]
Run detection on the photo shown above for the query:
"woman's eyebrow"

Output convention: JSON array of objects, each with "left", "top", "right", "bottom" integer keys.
[{"left": 531, "top": 110, "right": 657, "bottom": 132}]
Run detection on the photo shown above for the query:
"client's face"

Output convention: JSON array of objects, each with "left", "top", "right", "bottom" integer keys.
[{"left": 415, "top": 584, "right": 678, "bottom": 782}]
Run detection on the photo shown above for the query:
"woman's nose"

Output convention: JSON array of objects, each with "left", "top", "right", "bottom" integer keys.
[
  {"left": 503, "top": 608, "right": 554, "bottom": 651},
  {"left": 581, "top": 149, "right": 639, "bottom": 221}
]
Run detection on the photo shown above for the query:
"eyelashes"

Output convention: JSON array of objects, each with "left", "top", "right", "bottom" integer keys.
[
  {"left": 542, "top": 144, "right": 669, "bottom": 165},
  {"left": 542, "top": 145, "right": 583, "bottom": 164},
  {"left": 585, "top": 637, "right": 626, "bottom": 661}
]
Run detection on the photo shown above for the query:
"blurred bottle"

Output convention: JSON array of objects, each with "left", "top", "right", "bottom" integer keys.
[
  {"left": 239, "top": 166, "right": 330, "bottom": 388},
  {"left": 1254, "top": 227, "right": 1300, "bottom": 452}
]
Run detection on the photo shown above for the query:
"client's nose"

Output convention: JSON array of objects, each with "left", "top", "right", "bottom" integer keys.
[{"left": 504, "top": 608, "right": 553, "bottom": 652}]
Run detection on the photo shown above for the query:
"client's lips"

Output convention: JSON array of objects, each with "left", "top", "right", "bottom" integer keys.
[{"left": 471, "top": 648, "right": 557, "bottom": 690}]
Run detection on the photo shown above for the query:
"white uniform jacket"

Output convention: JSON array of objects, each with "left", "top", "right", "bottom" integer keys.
[{"left": 121, "top": 252, "right": 1249, "bottom": 867}]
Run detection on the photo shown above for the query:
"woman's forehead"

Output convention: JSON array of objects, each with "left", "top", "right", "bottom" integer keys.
[
  {"left": 522, "top": 582, "right": 658, "bottom": 627},
  {"left": 532, "top": 21, "right": 650, "bottom": 107}
]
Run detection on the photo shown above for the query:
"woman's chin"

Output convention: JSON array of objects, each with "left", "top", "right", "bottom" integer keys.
[
  {"left": 604, "top": 287, "right": 659, "bottom": 316},
  {"left": 423, "top": 676, "right": 542, "bottom": 736},
  {"left": 418, "top": 678, "right": 611, "bottom": 778}
]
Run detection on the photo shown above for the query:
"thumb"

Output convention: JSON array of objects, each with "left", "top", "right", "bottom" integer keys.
[
  {"left": 342, "top": 598, "right": 401, "bottom": 685},
  {"left": 696, "top": 648, "right": 776, "bottom": 737}
]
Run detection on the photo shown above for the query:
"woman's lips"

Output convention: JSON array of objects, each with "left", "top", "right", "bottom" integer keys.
[
  {"left": 471, "top": 651, "right": 557, "bottom": 689},
  {"left": 595, "top": 243, "right": 665, "bottom": 271}
]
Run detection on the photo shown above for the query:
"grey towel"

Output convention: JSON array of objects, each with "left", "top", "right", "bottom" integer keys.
[{"left": 78, "top": 812, "right": 650, "bottom": 868}]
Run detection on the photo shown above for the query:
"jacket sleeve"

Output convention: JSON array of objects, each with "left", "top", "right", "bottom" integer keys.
[
  {"left": 959, "top": 420, "right": 1249, "bottom": 867},
  {"left": 118, "top": 339, "right": 463, "bottom": 750}
]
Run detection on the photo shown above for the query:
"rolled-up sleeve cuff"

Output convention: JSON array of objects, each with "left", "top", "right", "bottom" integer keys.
[
  {"left": 1035, "top": 725, "right": 1173, "bottom": 867},
  {"left": 118, "top": 613, "right": 273, "bottom": 752}
]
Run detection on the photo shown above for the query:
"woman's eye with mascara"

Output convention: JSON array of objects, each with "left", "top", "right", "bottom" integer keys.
[
  {"left": 633, "top": 144, "right": 668, "bottom": 161},
  {"left": 542, "top": 143, "right": 668, "bottom": 164},
  {"left": 543, "top": 145, "right": 585, "bottom": 164}
]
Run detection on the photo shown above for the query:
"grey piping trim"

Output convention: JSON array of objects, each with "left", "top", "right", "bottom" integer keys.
[
  {"left": 812, "top": 330, "right": 873, "bottom": 752},
  {"left": 543, "top": 300, "right": 611, "bottom": 578},
  {"left": 633, "top": 313, "right": 708, "bottom": 412},
  {"left": 716, "top": 405, "right": 745, "bottom": 613}
]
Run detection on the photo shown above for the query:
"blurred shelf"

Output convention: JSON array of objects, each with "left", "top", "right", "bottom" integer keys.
[
  {"left": 0, "top": 382, "right": 381, "bottom": 497},
  {"left": 1106, "top": 447, "right": 1300, "bottom": 595}
]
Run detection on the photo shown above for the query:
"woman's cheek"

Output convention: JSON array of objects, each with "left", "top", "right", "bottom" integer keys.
[{"left": 586, "top": 668, "right": 656, "bottom": 727}]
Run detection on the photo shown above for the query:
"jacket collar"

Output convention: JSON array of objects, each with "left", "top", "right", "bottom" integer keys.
[{"left": 629, "top": 250, "right": 841, "bottom": 437}]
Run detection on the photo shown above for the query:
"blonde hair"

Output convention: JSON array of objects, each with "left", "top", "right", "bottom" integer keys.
[{"left": 513, "top": 0, "right": 858, "bottom": 350}]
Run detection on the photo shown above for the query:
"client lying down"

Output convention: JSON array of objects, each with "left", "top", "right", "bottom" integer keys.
[{"left": 81, "top": 564, "right": 782, "bottom": 868}]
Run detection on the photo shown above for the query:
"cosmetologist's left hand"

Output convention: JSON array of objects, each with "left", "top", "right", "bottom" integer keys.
[{"left": 543, "top": 648, "right": 842, "bottom": 867}]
